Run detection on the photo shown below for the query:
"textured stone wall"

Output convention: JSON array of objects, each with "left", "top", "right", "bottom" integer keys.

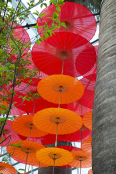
[{"left": 92, "top": 0, "right": 116, "bottom": 173}]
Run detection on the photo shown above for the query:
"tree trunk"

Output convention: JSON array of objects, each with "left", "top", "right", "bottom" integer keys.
[{"left": 92, "top": 0, "right": 116, "bottom": 174}]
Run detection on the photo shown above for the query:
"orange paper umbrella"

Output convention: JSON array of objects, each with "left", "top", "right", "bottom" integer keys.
[
  {"left": 83, "top": 111, "right": 92, "bottom": 130},
  {"left": 36, "top": 147, "right": 73, "bottom": 166},
  {"left": 0, "top": 162, "right": 16, "bottom": 174},
  {"left": 82, "top": 137, "right": 92, "bottom": 153},
  {"left": 7, "top": 140, "right": 45, "bottom": 168},
  {"left": 33, "top": 108, "right": 82, "bottom": 146},
  {"left": 11, "top": 115, "right": 48, "bottom": 138},
  {"left": 37, "top": 75, "right": 84, "bottom": 104},
  {"left": 69, "top": 150, "right": 92, "bottom": 173},
  {"left": 0, "top": 99, "right": 8, "bottom": 111},
  {"left": 88, "top": 169, "right": 93, "bottom": 174}
]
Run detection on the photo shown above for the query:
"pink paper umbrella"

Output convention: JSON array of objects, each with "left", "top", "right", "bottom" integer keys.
[
  {"left": 11, "top": 78, "right": 67, "bottom": 114},
  {"left": 0, "top": 120, "right": 22, "bottom": 147},
  {"left": 31, "top": 32, "right": 94, "bottom": 77},
  {"left": 37, "top": 1, "right": 97, "bottom": 41},
  {"left": 67, "top": 102, "right": 92, "bottom": 116},
  {"left": 13, "top": 25, "right": 30, "bottom": 54}
]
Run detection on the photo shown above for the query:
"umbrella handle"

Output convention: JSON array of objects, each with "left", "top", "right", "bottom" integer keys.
[
  {"left": 25, "top": 153, "right": 28, "bottom": 172},
  {"left": 62, "top": 58, "right": 64, "bottom": 74},
  {"left": 55, "top": 123, "right": 58, "bottom": 147}
]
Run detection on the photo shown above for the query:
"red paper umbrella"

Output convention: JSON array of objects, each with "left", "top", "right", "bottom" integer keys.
[
  {"left": 77, "top": 76, "right": 95, "bottom": 109},
  {"left": 62, "top": 125, "right": 92, "bottom": 143},
  {"left": 40, "top": 134, "right": 66, "bottom": 145},
  {"left": 83, "top": 45, "right": 98, "bottom": 77},
  {"left": 78, "top": 89, "right": 94, "bottom": 109},
  {"left": 75, "top": 44, "right": 97, "bottom": 76},
  {"left": 37, "top": 1, "right": 96, "bottom": 41},
  {"left": 11, "top": 78, "right": 66, "bottom": 114},
  {"left": 32, "top": 34, "right": 96, "bottom": 77}
]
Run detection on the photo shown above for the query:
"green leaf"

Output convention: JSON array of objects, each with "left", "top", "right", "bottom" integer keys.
[
  {"left": 56, "top": 6, "right": 61, "bottom": 13},
  {"left": 37, "top": 40, "right": 40, "bottom": 45},
  {"left": 39, "top": 13, "right": 46, "bottom": 18},
  {"left": 58, "top": 0, "right": 64, "bottom": 5},
  {"left": 50, "top": 0, "right": 56, "bottom": 5},
  {"left": 53, "top": 12, "right": 59, "bottom": 19},
  {"left": 60, "top": 22, "right": 67, "bottom": 28}
]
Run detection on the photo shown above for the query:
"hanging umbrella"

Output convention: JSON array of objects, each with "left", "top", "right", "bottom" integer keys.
[
  {"left": 37, "top": 2, "right": 96, "bottom": 41},
  {"left": 63, "top": 124, "right": 92, "bottom": 143},
  {"left": 37, "top": 74, "right": 84, "bottom": 104},
  {"left": 40, "top": 133, "right": 66, "bottom": 145},
  {"left": 88, "top": 169, "right": 93, "bottom": 174},
  {"left": 77, "top": 76, "right": 95, "bottom": 109},
  {"left": 11, "top": 78, "right": 66, "bottom": 114},
  {"left": 0, "top": 120, "right": 23, "bottom": 147},
  {"left": 13, "top": 25, "right": 30, "bottom": 54},
  {"left": 33, "top": 108, "right": 82, "bottom": 146},
  {"left": 33, "top": 108, "right": 82, "bottom": 135},
  {"left": 83, "top": 111, "right": 92, "bottom": 130},
  {"left": 82, "top": 137, "right": 92, "bottom": 153},
  {"left": 0, "top": 100, "right": 8, "bottom": 111},
  {"left": 7, "top": 140, "right": 45, "bottom": 169},
  {"left": 69, "top": 150, "right": 92, "bottom": 174},
  {"left": 36, "top": 147, "right": 73, "bottom": 166},
  {"left": 11, "top": 114, "right": 48, "bottom": 138},
  {"left": 57, "top": 145, "right": 81, "bottom": 168},
  {"left": 0, "top": 162, "right": 16, "bottom": 174},
  {"left": 31, "top": 35, "right": 96, "bottom": 77},
  {"left": 75, "top": 44, "right": 97, "bottom": 76},
  {"left": 67, "top": 102, "right": 92, "bottom": 116}
]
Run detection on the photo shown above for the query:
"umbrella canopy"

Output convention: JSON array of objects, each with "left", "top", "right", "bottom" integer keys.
[
  {"left": 88, "top": 169, "right": 93, "bottom": 174},
  {"left": 33, "top": 108, "right": 82, "bottom": 135},
  {"left": 11, "top": 78, "right": 66, "bottom": 114},
  {"left": 37, "top": 74, "right": 84, "bottom": 104},
  {"left": 83, "top": 111, "right": 92, "bottom": 130},
  {"left": 82, "top": 137, "right": 92, "bottom": 153},
  {"left": 7, "top": 140, "right": 45, "bottom": 164},
  {"left": 63, "top": 125, "right": 92, "bottom": 143},
  {"left": 69, "top": 150, "right": 92, "bottom": 168},
  {"left": 32, "top": 35, "right": 96, "bottom": 77},
  {"left": 0, "top": 162, "right": 16, "bottom": 174},
  {"left": 67, "top": 102, "right": 92, "bottom": 116},
  {"left": 36, "top": 147, "right": 73, "bottom": 166},
  {"left": 11, "top": 115, "right": 48, "bottom": 138},
  {"left": 0, "top": 100, "right": 8, "bottom": 111},
  {"left": 77, "top": 76, "right": 96, "bottom": 109},
  {"left": 0, "top": 120, "right": 23, "bottom": 147},
  {"left": 37, "top": 2, "right": 96, "bottom": 41},
  {"left": 13, "top": 25, "right": 30, "bottom": 53}
]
